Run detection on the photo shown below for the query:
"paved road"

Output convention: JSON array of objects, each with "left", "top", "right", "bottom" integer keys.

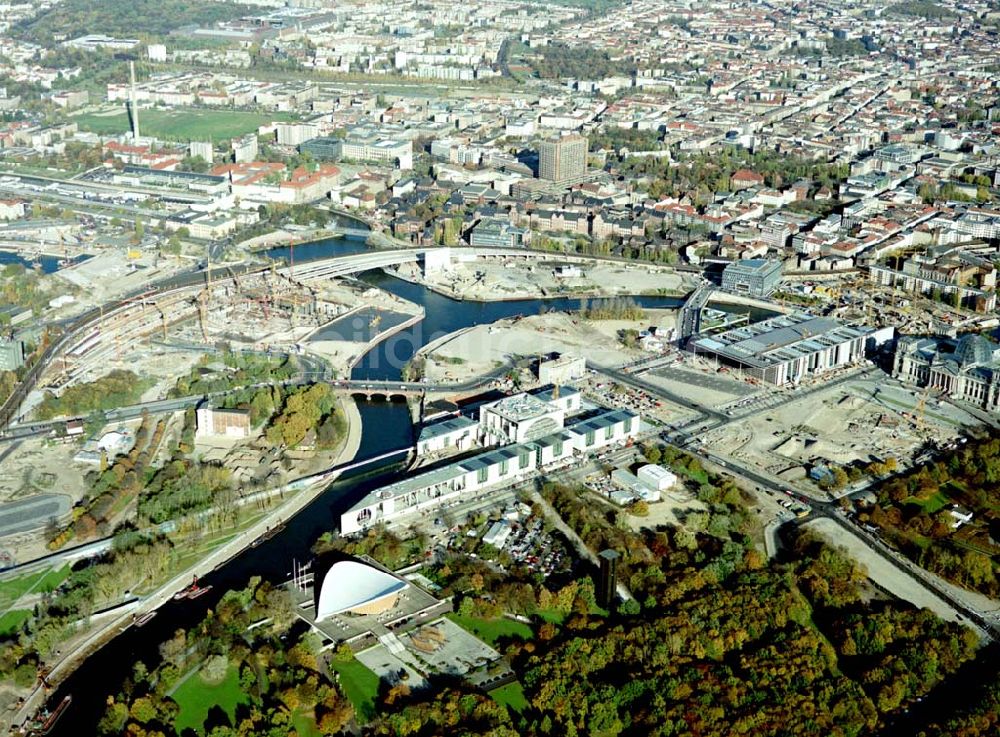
[
  {"left": 661, "top": 427, "right": 1000, "bottom": 641},
  {"left": 588, "top": 361, "right": 729, "bottom": 422},
  {"left": 1, "top": 367, "right": 513, "bottom": 442},
  {"left": 528, "top": 486, "right": 633, "bottom": 603},
  {"left": 677, "top": 283, "right": 715, "bottom": 341},
  {"left": 588, "top": 354, "right": 1000, "bottom": 640}
]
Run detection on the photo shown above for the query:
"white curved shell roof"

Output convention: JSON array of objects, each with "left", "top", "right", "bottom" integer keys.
[{"left": 316, "top": 560, "right": 407, "bottom": 620}]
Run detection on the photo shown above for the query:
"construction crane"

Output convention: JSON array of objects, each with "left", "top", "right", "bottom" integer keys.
[
  {"left": 226, "top": 265, "right": 242, "bottom": 295},
  {"left": 197, "top": 290, "right": 209, "bottom": 343},
  {"left": 914, "top": 384, "right": 933, "bottom": 430},
  {"left": 153, "top": 300, "right": 168, "bottom": 341}
]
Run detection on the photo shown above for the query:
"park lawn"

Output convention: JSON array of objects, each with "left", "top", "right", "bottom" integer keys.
[
  {"left": 490, "top": 682, "right": 529, "bottom": 713},
  {"left": 0, "top": 566, "right": 70, "bottom": 608},
  {"left": 329, "top": 657, "right": 380, "bottom": 724},
  {"left": 904, "top": 489, "right": 950, "bottom": 515},
  {"left": 291, "top": 708, "right": 322, "bottom": 737},
  {"left": 446, "top": 613, "right": 534, "bottom": 645},
  {"left": 71, "top": 108, "right": 298, "bottom": 142},
  {"left": 173, "top": 663, "right": 247, "bottom": 735},
  {"left": 0, "top": 610, "right": 31, "bottom": 637},
  {"left": 532, "top": 608, "right": 566, "bottom": 625}
]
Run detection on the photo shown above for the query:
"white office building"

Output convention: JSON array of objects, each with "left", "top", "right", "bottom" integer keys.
[{"left": 341, "top": 388, "right": 639, "bottom": 535}]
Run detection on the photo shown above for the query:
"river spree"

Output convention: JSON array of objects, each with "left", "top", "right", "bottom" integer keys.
[{"left": 47, "top": 238, "right": 688, "bottom": 732}]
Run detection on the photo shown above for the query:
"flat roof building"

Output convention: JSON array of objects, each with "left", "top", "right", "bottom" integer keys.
[
  {"left": 416, "top": 415, "right": 478, "bottom": 457},
  {"left": 303, "top": 127, "right": 413, "bottom": 170},
  {"left": 721, "top": 258, "right": 783, "bottom": 297},
  {"left": 341, "top": 406, "right": 639, "bottom": 535},
  {"left": 539, "top": 134, "right": 587, "bottom": 184},
  {"left": 469, "top": 218, "right": 529, "bottom": 248},
  {"left": 0, "top": 338, "right": 24, "bottom": 371},
  {"left": 538, "top": 354, "right": 586, "bottom": 385},
  {"left": 196, "top": 407, "right": 252, "bottom": 438},
  {"left": 691, "top": 312, "right": 874, "bottom": 386}
]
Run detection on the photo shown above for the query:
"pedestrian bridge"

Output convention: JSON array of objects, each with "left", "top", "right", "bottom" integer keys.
[{"left": 677, "top": 283, "right": 716, "bottom": 341}]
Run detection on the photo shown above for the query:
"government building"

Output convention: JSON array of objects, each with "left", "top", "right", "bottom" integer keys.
[
  {"left": 892, "top": 333, "right": 1000, "bottom": 413},
  {"left": 690, "top": 312, "right": 891, "bottom": 386},
  {"left": 341, "top": 386, "right": 640, "bottom": 535}
]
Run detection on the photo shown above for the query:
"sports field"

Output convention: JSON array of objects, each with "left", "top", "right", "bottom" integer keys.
[{"left": 72, "top": 108, "right": 298, "bottom": 142}]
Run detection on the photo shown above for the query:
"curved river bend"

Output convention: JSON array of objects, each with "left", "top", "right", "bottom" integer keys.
[{"left": 46, "top": 237, "right": 686, "bottom": 732}]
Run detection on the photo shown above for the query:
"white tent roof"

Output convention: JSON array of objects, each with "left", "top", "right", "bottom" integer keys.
[{"left": 316, "top": 560, "right": 407, "bottom": 620}]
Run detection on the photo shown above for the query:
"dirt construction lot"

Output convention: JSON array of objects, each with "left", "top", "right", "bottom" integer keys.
[
  {"left": 701, "top": 378, "right": 974, "bottom": 495},
  {"left": 423, "top": 309, "right": 677, "bottom": 383},
  {"left": 400, "top": 259, "right": 691, "bottom": 301}
]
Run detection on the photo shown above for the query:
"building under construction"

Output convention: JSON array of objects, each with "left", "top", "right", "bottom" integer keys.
[
  {"left": 51, "top": 269, "right": 349, "bottom": 388},
  {"left": 195, "top": 269, "right": 339, "bottom": 345}
]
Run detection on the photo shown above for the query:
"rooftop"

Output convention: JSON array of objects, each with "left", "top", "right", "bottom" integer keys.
[
  {"left": 692, "top": 312, "right": 870, "bottom": 367},
  {"left": 484, "top": 392, "right": 557, "bottom": 423}
]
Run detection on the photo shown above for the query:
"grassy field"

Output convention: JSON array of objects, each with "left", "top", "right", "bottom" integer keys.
[
  {"left": 446, "top": 613, "right": 534, "bottom": 646},
  {"left": 0, "top": 566, "right": 70, "bottom": 609},
  {"left": 532, "top": 608, "right": 567, "bottom": 625},
  {"left": 329, "top": 657, "right": 380, "bottom": 724},
  {"left": 291, "top": 709, "right": 322, "bottom": 737},
  {"left": 490, "top": 682, "right": 529, "bottom": 713},
  {"left": 71, "top": 108, "right": 298, "bottom": 142},
  {"left": 173, "top": 663, "right": 247, "bottom": 735},
  {"left": 0, "top": 610, "right": 31, "bottom": 637},
  {"left": 905, "top": 489, "right": 951, "bottom": 515}
]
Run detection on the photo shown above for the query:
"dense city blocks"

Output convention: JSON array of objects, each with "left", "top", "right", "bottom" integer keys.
[{"left": 0, "top": 0, "right": 999, "bottom": 735}]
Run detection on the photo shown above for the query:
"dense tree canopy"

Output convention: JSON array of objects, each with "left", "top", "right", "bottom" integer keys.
[
  {"left": 16, "top": 0, "right": 254, "bottom": 43},
  {"left": 863, "top": 437, "right": 1000, "bottom": 597}
]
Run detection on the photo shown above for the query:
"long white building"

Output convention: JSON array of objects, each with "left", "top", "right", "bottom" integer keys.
[{"left": 341, "top": 388, "right": 639, "bottom": 535}]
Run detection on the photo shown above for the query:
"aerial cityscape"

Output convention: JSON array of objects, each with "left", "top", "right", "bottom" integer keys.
[{"left": 0, "top": 0, "right": 999, "bottom": 734}]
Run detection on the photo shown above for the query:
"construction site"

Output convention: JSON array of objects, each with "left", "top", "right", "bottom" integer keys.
[
  {"left": 701, "top": 375, "right": 982, "bottom": 497},
  {"left": 35, "top": 265, "right": 423, "bottom": 405}
]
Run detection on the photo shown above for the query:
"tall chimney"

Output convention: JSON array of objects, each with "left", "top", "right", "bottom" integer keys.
[{"left": 129, "top": 60, "right": 140, "bottom": 141}]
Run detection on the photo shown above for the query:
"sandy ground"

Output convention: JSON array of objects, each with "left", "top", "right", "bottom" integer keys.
[
  {"left": 625, "top": 487, "right": 709, "bottom": 531},
  {"left": 640, "top": 369, "right": 755, "bottom": 409},
  {"left": 302, "top": 283, "right": 423, "bottom": 376},
  {"left": 422, "top": 309, "right": 677, "bottom": 383},
  {"left": 804, "top": 518, "right": 985, "bottom": 636},
  {"left": 55, "top": 249, "right": 189, "bottom": 308},
  {"left": 0, "top": 440, "right": 86, "bottom": 563},
  {"left": 702, "top": 377, "right": 970, "bottom": 494},
  {"left": 397, "top": 259, "right": 691, "bottom": 301}
]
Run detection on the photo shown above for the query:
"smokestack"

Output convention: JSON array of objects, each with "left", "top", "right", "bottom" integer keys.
[{"left": 129, "top": 60, "right": 140, "bottom": 141}]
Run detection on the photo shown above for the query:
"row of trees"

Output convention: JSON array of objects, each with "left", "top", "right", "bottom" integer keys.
[
  {"left": 49, "top": 415, "right": 167, "bottom": 549},
  {"left": 577, "top": 296, "right": 645, "bottom": 321},
  {"left": 36, "top": 369, "right": 147, "bottom": 420},
  {"left": 1, "top": 530, "right": 174, "bottom": 683}
]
